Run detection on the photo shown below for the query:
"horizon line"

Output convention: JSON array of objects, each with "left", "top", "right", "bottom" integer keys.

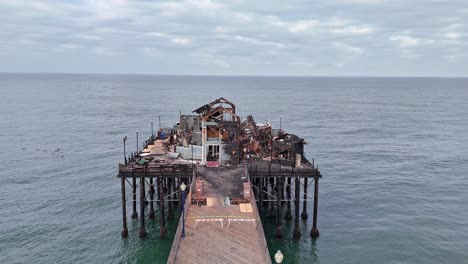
[{"left": 1, "top": 71, "right": 467, "bottom": 78}]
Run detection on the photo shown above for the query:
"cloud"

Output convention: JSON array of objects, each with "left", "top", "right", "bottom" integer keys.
[
  {"left": 0, "top": 0, "right": 467, "bottom": 76},
  {"left": 85, "top": 0, "right": 136, "bottom": 21},
  {"left": 331, "top": 25, "right": 375, "bottom": 35},
  {"left": 158, "top": 0, "right": 221, "bottom": 17},
  {"left": 288, "top": 20, "right": 319, "bottom": 33},
  {"left": 338, "top": 0, "right": 384, "bottom": 4},
  {"left": 333, "top": 42, "right": 364, "bottom": 55},
  {"left": 171, "top": 37, "right": 192, "bottom": 46},
  {"left": 145, "top": 32, "right": 191, "bottom": 46},
  {"left": 234, "top": 35, "right": 284, "bottom": 48},
  {"left": 389, "top": 35, "right": 434, "bottom": 48}
]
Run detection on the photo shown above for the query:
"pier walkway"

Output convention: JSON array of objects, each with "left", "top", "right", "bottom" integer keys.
[{"left": 167, "top": 166, "right": 271, "bottom": 264}]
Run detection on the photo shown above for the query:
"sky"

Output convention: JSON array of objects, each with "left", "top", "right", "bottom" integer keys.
[{"left": 0, "top": 0, "right": 467, "bottom": 76}]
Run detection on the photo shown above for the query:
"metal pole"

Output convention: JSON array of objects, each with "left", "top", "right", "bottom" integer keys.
[
  {"left": 280, "top": 116, "right": 282, "bottom": 130},
  {"left": 159, "top": 115, "right": 161, "bottom": 130},
  {"left": 136, "top": 130, "right": 139, "bottom": 153},
  {"left": 259, "top": 177, "right": 263, "bottom": 211},
  {"left": 191, "top": 145, "right": 194, "bottom": 173},
  {"left": 123, "top": 136, "right": 127, "bottom": 164},
  {"left": 310, "top": 176, "right": 320, "bottom": 238},
  {"left": 181, "top": 188, "right": 186, "bottom": 237}
]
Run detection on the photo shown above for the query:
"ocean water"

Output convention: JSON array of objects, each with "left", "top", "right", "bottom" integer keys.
[{"left": 0, "top": 73, "right": 467, "bottom": 264}]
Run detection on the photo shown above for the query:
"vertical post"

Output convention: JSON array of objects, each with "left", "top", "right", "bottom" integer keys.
[
  {"left": 143, "top": 174, "right": 147, "bottom": 205},
  {"left": 132, "top": 174, "right": 138, "bottom": 219},
  {"left": 136, "top": 130, "right": 139, "bottom": 154},
  {"left": 275, "top": 175, "right": 283, "bottom": 238},
  {"left": 157, "top": 177, "right": 161, "bottom": 205},
  {"left": 269, "top": 177, "right": 275, "bottom": 220},
  {"left": 285, "top": 177, "right": 292, "bottom": 220},
  {"left": 280, "top": 115, "right": 282, "bottom": 130},
  {"left": 167, "top": 178, "right": 173, "bottom": 220},
  {"left": 159, "top": 177, "right": 167, "bottom": 237},
  {"left": 151, "top": 122, "right": 154, "bottom": 138},
  {"left": 293, "top": 176, "right": 301, "bottom": 239},
  {"left": 258, "top": 177, "right": 263, "bottom": 211},
  {"left": 178, "top": 178, "right": 182, "bottom": 212},
  {"left": 158, "top": 115, "right": 161, "bottom": 130},
  {"left": 139, "top": 176, "right": 147, "bottom": 238},
  {"left": 310, "top": 176, "right": 320, "bottom": 238},
  {"left": 121, "top": 175, "right": 128, "bottom": 238},
  {"left": 302, "top": 177, "right": 308, "bottom": 219},
  {"left": 123, "top": 136, "right": 127, "bottom": 164},
  {"left": 149, "top": 177, "right": 155, "bottom": 219},
  {"left": 181, "top": 183, "right": 187, "bottom": 237}
]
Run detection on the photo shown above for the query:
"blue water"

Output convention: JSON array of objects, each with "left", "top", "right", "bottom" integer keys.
[{"left": 1, "top": 73, "right": 467, "bottom": 263}]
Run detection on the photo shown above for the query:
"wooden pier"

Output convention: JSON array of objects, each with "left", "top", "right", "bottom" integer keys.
[{"left": 117, "top": 98, "right": 322, "bottom": 263}]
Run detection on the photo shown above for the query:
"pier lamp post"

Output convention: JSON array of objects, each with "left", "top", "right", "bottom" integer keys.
[
  {"left": 180, "top": 182, "right": 187, "bottom": 238},
  {"left": 280, "top": 115, "right": 282, "bottom": 130},
  {"left": 274, "top": 250, "right": 284, "bottom": 264},
  {"left": 151, "top": 122, "right": 154, "bottom": 138},
  {"left": 136, "top": 130, "right": 139, "bottom": 153},
  {"left": 123, "top": 136, "right": 127, "bottom": 164}
]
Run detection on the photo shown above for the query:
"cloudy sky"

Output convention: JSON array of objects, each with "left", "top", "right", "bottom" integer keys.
[{"left": 1, "top": 0, "right": 467, "bottom": 76}]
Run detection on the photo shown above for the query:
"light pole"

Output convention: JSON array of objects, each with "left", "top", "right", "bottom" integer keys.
[
  {"left": 274, "top": 250, "right": 284, "bottom": 264},
  {"left": 180, "top": 182, "right": 187, "bottom": 237},
  {"left": 136, "top": 130, "right": 139, "bottom": 153},
  {"left": 280, "top": 115, "right": 282, "bottom": 130},
  {"left": 123, "top": 136, "right": 127, "bottom": 164},
  {"left": 151, "top": 122, "right": 154, "bottom": 138}
]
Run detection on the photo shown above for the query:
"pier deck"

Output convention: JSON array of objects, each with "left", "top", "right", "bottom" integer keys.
[
  {"left": 117, "top": 98, "right": 322, "bottom": 264},
  {"left": 168, "top": 166, "right": 271, "bottom": 264}
]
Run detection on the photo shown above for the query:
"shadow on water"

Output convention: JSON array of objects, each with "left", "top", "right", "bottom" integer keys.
[
  {"left": 119, "top": 206, "right": 181, "bottom": 264},
  {"left": 260, "top": 207, "right": 319, "bottom": 264}
]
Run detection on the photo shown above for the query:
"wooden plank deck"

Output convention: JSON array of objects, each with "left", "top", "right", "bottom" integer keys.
[
  {"left": 168, "top": 165, "right": 271, "bottom": 264},
  {"left": 171, "top": 202, "right": 270, "bottom": 264}
]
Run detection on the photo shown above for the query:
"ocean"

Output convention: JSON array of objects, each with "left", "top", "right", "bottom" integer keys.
[{"left": 0, "top": 73, "right": 467, "bottom": 263}]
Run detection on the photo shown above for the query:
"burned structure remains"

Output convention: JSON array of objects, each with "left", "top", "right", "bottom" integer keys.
[{"left": 117, "top": 98, "right": 322, "bottom": 264}]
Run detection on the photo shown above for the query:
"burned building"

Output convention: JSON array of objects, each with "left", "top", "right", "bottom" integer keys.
[{"left": 173, "top": 97, "right": 306, "bottom": 167}]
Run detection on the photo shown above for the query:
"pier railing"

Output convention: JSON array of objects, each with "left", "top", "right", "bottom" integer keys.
[
  {"left": 245, "top": 164, "right": 272, "bottom": 264},
  {"left": 167, "top": 169, "right": 197, "bottom": 264}
]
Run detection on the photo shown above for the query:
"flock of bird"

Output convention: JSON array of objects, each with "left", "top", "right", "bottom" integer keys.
[{"left": 22, "top": 146, "right": 64, "bottom": 157}]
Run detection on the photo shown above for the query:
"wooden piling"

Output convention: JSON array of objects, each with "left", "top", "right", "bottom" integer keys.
[
  {"left": 275, "top": 175, "right": 283, "bottom": 238},
  {"left": 131, "top": 175, "right": 138, "bottom": 219},
  {"left": 301, "top": 177, "right": 308, "bottom": 219},
  {"left": 285, "top": 177, "right": 292, "bottom": 220},
  {"left": 293, "top": 176, "right": 301, "bottom": 239},
  {"left": 121, "top": 175, "right": 128, "bottom": 238},
  {"left": 139, "top": 176, "right": 147, "bottom": 238},
  {"left": 149, "top": 177, "right": 155, "bottom": 219},
  {"left": 269, "top": 177, "right": 275, "bottom": 219},
  {"left": 167, "top": 178, "right": 173, "bottom": 220},
  {"left": 310, "top": 177, "right": 320, "bottom": 238},
  {"left": 159, "top": 177, "right": 167, "bottom": 237}
]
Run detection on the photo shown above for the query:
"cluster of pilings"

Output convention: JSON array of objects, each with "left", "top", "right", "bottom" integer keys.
[
  {"left": 248, "top": 162, "right": 321, "bottom": 239},
  {"left": 119, "top": 168, "right": 192, "bottom": 238}
]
